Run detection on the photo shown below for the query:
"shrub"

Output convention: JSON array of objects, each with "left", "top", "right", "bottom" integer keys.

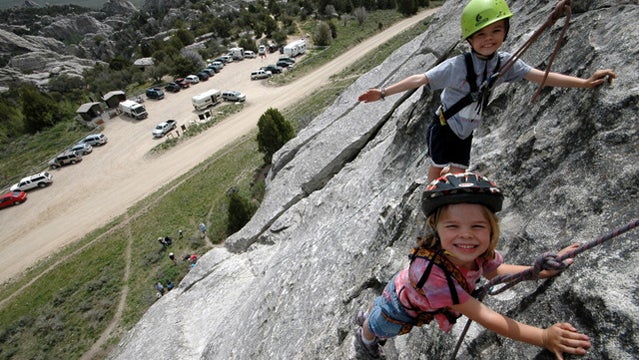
[
  {"left": 227, "top": 191, "right": 256, "bottom": 235},
  {"left": 256, "top": 108, "right": 294, "bottom": 164}
]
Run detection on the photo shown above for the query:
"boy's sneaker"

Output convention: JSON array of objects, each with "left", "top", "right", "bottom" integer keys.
[{"left": 354, "top": 327, "right": 385, "bottom": 359}]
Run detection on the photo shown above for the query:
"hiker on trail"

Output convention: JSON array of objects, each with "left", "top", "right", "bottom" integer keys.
[
  {"left": 354, "top": 172, "right": 591, "bottom": 359},
  {"left": 357, "top": 0, "right": 616, "bottom": 182},
  {"left": 199, "top": 223, "right": 207, "bottom": 238}
]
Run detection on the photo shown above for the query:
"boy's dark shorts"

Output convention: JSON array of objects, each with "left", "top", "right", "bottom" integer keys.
[{"left": 427, "top": 119, "right": 472, "bottom": 168}]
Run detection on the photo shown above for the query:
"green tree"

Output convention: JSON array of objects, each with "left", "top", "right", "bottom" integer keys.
[
  {"left": 175, "top": 28, "right": 195, "bottom": 47},
  {"left": 263, "top": 16, "right": 278, "bottom": 37},
  {"left": 47, "top": 74, "right": 85, "bottom": 94},
  {"left": 353, "top": 7, "right": 367, "bottom": 25},
  {"left": 328, "top": 20, "right": 337, "bottom": 38},
  {"left": 0, "top": 96, "right": 23, "bottom": 142},
  {"left": 109, "top": 56, "right": 131, "bottom": 71},
  {"left": 20, "top": 85, "right": 63, "bottom": 134},
  {"left": 226, "top": 191, "right": 256, "bottom": 235},
  {"left": 397, "top": 0, "right": 418, "bottom": 16},
  {"left": 313, "top": 21, "right": 332, "bottom": 46},
  {"left": 256, "top": 108, "right": 294, "bottom": 164}
]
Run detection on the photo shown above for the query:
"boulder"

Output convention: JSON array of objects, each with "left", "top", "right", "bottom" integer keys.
[{"left": 111, "top": 2, "right": 639, "bottom": 359}]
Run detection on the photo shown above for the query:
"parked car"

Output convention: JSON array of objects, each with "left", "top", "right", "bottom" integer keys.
[
  {"left": 276, "top": 60, "right": 294, "bottom": 68},
  {"left": 197, "top": 72, "right": 210, "bottom": 81},
  {"left": 244, "top": 50, "right": 257, "bottom": 58},
  {"left": 71, "top": 142, "right": 93, "bottom": 155},
  {"left": 201, "top": 68, "right": 215, "bottom": 76},
  {"left": 174, "top": 78, "right": 191, "bottom": 88},
  {"left": 164, "top": 82, "right": 181, "bottom": 93},
  {"left": 185, "top": 75, "right": 200, "bottom": 84},
  {"left": 208, "top": 61, "right": 224, "bottom": 72},
  {"left": 0, "top": 190, "right": 27, "bottom": 209},
  {"left": 10, "top": 172, "right": 53, "bottom": 191},
  {"left": 261, "top": 65, "right": 283, "bottom": 74},
  {"left": 250, "top": 69, "right": 272, "bottom": 80},
  {"left": 153, "top": 120, "right": 177, "bottom": 138},
  {"left": 49, "top": 150, "right": 82, "bottom": 169},
  {"left": 278, "top": 57, "right": 296, "bottom": 64},
  {"left": 222, "top": 91, "right": 246, "bottom": 102},
  {"left": 146, "top": 87, "right": 165, "bottom": 100},
  {"left": 219, "top": 55, "right": 233, "bottom": 63},
  {"left": 81, "top": 133, "right": 108, "bottom": 146}
]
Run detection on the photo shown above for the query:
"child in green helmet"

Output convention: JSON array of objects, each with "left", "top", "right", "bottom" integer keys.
[
  {"left": 358, "top": 0, "right": 617, "bottom": 182},
  {"left": 354, "top": 172, "right": 591, "bottom": 359}
]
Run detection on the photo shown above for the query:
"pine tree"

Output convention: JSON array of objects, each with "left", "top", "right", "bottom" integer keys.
[
  {"left": 227, "top": 191, "right": 256, "bottom": 234},
  {"left": 256, "top": 108, "right": 295, "bottom": 164}
]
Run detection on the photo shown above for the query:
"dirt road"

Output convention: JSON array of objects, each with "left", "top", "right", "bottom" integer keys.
[{"left": 0, "top": 9, "right": 437, "bottom": 285}]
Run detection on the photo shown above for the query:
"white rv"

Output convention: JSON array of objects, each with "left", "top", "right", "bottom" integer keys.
[
  {"left": 283, "top": 39, "right": 307, "bottom": 57},
  {"left": 192, "top": 89, "right": 221, "bottom": 111},
  {"left": 228, "top": 47, "right": 245, "bottom": 60}
]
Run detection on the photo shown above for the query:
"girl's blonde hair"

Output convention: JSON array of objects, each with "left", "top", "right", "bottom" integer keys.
[{"left": 416, "top": 204, "right": 500, "bottom": 260}]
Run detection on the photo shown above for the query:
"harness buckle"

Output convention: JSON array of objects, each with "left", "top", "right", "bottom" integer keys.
[{"left": 437, "top": 107, "right": 447, "bottom": 126}]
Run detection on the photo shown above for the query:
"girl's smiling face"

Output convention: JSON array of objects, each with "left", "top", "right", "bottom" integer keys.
[
  {"left": 435, "top": 203, "right": 492, "bottom": 269},
  {"left": 467, "top": 20, "right": 506, "bottom": 58}
]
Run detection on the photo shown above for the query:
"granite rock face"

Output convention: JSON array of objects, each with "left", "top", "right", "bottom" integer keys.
[{"left": 111, "top": 1, "right": 639, "bottom": 359}]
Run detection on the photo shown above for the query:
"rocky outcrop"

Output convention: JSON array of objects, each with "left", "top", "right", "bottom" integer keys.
[
  {"left": 101, "top": 0, "right": 139, "bottom": 16},
  {"left": 111, "top": 1, "right": 638, "bottom": 360},
  {"left": 40, "top": 14, "right": 113, "bottom": 41}
]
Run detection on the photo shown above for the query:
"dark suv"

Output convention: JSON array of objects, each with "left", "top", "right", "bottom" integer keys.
[
  {"left": 146, "top": 87, "right": 165, "bottom": 100},
  {"left": 49, "top": 150, "right": 83, "bottom": 169}
]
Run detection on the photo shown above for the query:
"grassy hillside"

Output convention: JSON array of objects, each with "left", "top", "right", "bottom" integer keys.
[{"left": 0, "top": 0, "right": 145, "bottom": 10}]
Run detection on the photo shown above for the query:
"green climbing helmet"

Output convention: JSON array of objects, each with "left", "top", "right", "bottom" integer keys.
[
  {"left": 421, "top": 172, "right": 504, "bottom": 216},
  {"left": 461, "top": 0, "right": 513, "bottom": 40}
]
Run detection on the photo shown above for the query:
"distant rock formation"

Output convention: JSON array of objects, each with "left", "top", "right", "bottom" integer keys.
[
  {"left": 0, "top": 0, "right": 138, "bottom": 89},
  {"left": 110, "top": 1, "right": 639, "bottom": 360}
]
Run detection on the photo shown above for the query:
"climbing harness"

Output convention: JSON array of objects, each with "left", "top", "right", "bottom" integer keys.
[
  {"left": 450, "top": 217, "right": 639, "bottom": 359},
  {"left": 436, "top": 52, "right": 501, "bottom": 126},
  {"left": 389, "top": 248, "right": 472, "bottom": 335}
]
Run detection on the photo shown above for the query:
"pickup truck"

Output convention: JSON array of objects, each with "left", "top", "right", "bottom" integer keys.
[{"left": 152, "top": 120, "right": 177, "bottom": 138}]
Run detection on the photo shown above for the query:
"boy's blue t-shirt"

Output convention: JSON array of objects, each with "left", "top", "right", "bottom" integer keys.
[{"left": 425, "top": 51, "right": 532, "bottom": 139}]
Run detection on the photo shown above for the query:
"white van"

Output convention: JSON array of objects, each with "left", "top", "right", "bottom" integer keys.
[{"left": 192, "top": 89, "right": 221, "bottom": 111}]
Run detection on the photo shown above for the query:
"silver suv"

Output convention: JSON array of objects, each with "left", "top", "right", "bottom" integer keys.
[
  {"left": 49, "top": 150, "right": 83, "bottom": 169},
  {"left": 10, "top": 172, "right": 53, "bottom": 191},
  {"left": 222, "top": 91, "right": 246, "bottom": 102},
  {"left": 81, "top": 133, "right": 108, "bottom": 146}
]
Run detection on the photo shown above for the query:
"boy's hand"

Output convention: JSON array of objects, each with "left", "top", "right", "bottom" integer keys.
[
  {"left": 542, "top": 323, "right": 591, "bottom": 360},
  {"left": 586, "top": 69, "right": 617, "bottom": 87},
  {"left": 358, "top": 89, "right": 383, "bottom": 103}
]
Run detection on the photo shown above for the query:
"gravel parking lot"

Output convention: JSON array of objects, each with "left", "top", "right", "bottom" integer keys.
[{"left": 0, "top": 9, "right": 437, "bottom": 284}]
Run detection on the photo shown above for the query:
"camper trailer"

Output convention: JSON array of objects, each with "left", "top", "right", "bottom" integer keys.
[
  {"left": 192, "top": 89, "right": 221, "bottom": 111},
  {"left": 283, "top": 39, "right": 307, "bottom": 57},
  {"left": 228, "top": 47, "right": 245, "bottom": 60}
]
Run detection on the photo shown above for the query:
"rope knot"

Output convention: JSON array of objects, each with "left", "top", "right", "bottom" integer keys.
[{"left": 533, "top": 252, "right": 569, "bottom": 276}]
